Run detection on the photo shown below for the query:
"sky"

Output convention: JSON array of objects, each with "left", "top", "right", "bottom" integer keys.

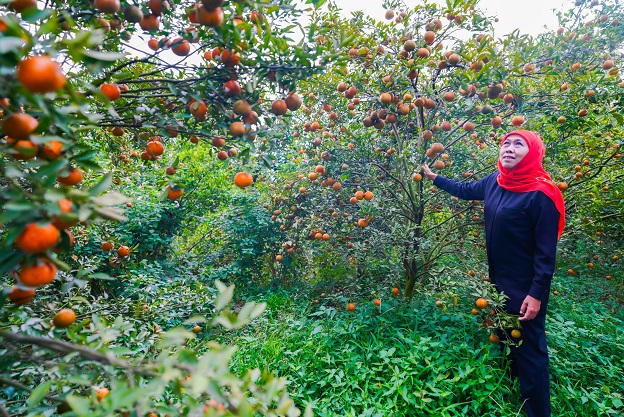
[{"left": 331, "top": 0, "right": 567, "bottom": 37}]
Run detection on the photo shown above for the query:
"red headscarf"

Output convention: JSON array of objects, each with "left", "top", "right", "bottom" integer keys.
[{"left": 497, "top": 130, "right": 565, "bottom": 239}]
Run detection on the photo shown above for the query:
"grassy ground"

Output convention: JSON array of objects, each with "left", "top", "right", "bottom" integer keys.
[{"left": 224, "top": 273, "right": 624, "bottom": 416}]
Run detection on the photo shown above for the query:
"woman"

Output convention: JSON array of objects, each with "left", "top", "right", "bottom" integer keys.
[{"left": 422, "top": 130, "right": 565, "bottom": 417}]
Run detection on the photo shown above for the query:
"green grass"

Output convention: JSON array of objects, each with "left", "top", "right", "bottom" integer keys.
[{"left": 223, "top": 274, "right": 624, "bottom": 416}]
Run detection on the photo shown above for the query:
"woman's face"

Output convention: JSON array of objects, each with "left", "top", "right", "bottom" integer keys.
[{"left": 499, "top": 134, "right": 529, "bottom": 169}]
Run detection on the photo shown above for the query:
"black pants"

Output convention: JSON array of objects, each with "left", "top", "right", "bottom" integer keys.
[{"left": 502, "top": 308, "right": 551, "bottom": 417}]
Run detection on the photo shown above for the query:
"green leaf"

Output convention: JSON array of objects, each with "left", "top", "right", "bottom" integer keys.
[
  {"left": 214, "top": 282, "right": 234, "bottom": 311},
  {"left": 3, "top": 202, "right": 34, "bottom": 211},
  {"left": 183, "top": 315, "right": 208, "bottom": 324},
  {"left": 81, "top": 50, "right": 127, "bottom": 61},
  {"left": 27, "top": 381, "right": 50, "bottom": 408},
  {"left": 0, "top": 37, "right": 26, "bottom": 54},
  {"left": 92, "top": 192, "right": 129, "bottom": 206},
  {"left": 89, "top": 173, "right": 113, "bottom": 196},
  {"left": 65, "top": 395, "right": 91, "bottom": 417},
  {"left": 93, "top": 206, "right": 128, "bottom": 221}
]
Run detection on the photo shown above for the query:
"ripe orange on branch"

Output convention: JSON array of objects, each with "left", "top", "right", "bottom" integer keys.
[
  {"left": 475, "top": 298, "right": 488, "bottom": 309},
  {"left": 171, "top": 38, "right": 191, "bottom": 56},
  {"left": 117, "top": 246, "right": 130, "bottom": 257},
  {"left": 16, "top": 56, "right": 66, "bottom": 94},
  {"left": 57, "top": 167, "right": 83, "bottom": 186},
  {"left": 95, "top": 0, "right": 120, "bottom": 13},
  {"left": 166, "top": 185, "right": 183, "bottom": 200},
  {"left": 7, "top": 286, "right": 36, "bottom": 305},
  {"left": 234, "top": 172, "right": 253, "bottom": 188},
  {"left": 100, "top": 83, "right": 121, "bottom": 101},
  {"left": 53, "top": 308, "right": 76, "bottom": 328},
  {"left": 19, "top": 257, "right": 57, "bottom": 287},
  {"left": 2, "top": 113, "right": 39, "bottom": 140},
  {"left": 16, "top": 223, "right": 60, "bottom": 253},
  {"left": 9, "top": 0, "right": 37, "bottom": 12},
  {"left": 196, "top": 6, "right": 223, "bottom": 26},
  {"left": 271, "top": 99, "right": 288, "bottom": 116}
]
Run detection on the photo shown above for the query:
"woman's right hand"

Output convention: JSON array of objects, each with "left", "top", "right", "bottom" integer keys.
[{"left": 421, "top": 164, "right": 437, "bottom": 181}]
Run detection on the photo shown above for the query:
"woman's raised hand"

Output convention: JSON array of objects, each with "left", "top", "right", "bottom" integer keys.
[{"left": 421, "top": 164, "right": 437, "bottom": 181}]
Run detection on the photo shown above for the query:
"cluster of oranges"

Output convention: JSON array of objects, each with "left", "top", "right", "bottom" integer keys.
[
  {"left": 3, "top": 54, "right": 83, "bottom": 309},
  {"left": 7, "top": 222, "right": 68, "bottom": 306},
  {"left": 101, "top": 241, "right": 131, "bottom": 269},
  {"left": 2, "top": 57, "right": 84, "bottom": 186}
]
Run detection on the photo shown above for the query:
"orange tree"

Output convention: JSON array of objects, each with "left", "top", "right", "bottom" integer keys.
[
  {"left": 262, "top": 0, "right": 623, "bottom": 315},
  {"left": 0, "top": 0, "right": 335, "bottom": 414}
]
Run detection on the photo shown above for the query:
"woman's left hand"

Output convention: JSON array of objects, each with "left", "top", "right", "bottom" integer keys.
[{"left": 519, "top": 295, "right": 541, "bottom": 321}]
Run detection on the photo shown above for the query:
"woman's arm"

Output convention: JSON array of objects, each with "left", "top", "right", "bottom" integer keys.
[{"left": 422, "top": 164, "right": 492, "bottom": 201}]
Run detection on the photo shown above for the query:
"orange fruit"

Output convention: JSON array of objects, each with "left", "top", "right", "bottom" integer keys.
[
  {"left": 101, "top": 241, "right": 113, "bottom": 251},
  {"left": 275, "top": 254, "right": 283, "bottom": 261},
  {"left": 123, "top": 5, "right": 144, "bottom": 23},
  {"left": 433, "top": 160, "right": 445, "bottom": 170},
  {"left": 510, "top": 329, "right": 521, "bottom": 338},
  {"left": 10, "top": 0, "right": 37, "bottom": 12},
  {"left": 219, "top": 49, "right": 240, "bottom": 67},
  {"left": 2, "top": 113, "right": 39, "bottom": 140},
  {"left": 16, "top": 56, "right": 66, "bottom": 93},
  {"left": 146, "top": 140, "right": 164, "bottom": 156},
  {"left": 285, "top": 93, "right": 302, "bottom": 111},
  {"left": 171, "top": 38, "right": 190, "bottom": 56},
  {"left": 147, "top": 38, "right": 159, "bottom": 50},
  {"left": 139, "top": 14, "right": 160, "bottom": 31},
  {"left": 271, "top": 99, "right": 288, "bottom": 116},
  {"left": 364, "top": 191, "right": 374, "bottom": 200},
  {"left": 234, "top": 171, "right": 253, "bottom": 188},
  {"left": 471, "top": 308, "right": 479, "bottom": 315},
  {"left": 167, "top": 185, "right": 183, "bottom": 200},
  {"left": 7, "top": 139, "right": 38, "bottom": 160},
  {"left": 223, "top": 80, "right": 242, "bottom": 96},
  {"left": 192, "top": 325, "right": 201, "bottom": 333},
  {"left": 147, "top": 0, "right": 165, "bottom": 15},
  {"left": 96, "top": 387, "right": 109, "bottom": 402},
  {"left": 57, "top": 167, "right": 83, "bottom": 186},
  {"left": 412, "top": 173, "right": 423, "bottom": 182},
  {"left": 355, "top": 190, "right": 364, "bottom": 200},
  {"left": 117, "top": 245, "right": 130, "bottom": 257},
  {"left": 53, "top": 308, "right": 76, "bottom": 328},
  {"left": 229, "top": 121, "right": 246, "bottom": 137},
  {"left": 95, "top": 0, "right": 120, "bottom": 13},
  {"left": 489, "top": 333, "right": 500, "bottom": 343},
  {"left": 232, "top": 100, "right": 252, "bottom": 116},
  {"left": 100, "top": 83, "right": 121, "bottom": 101},
  {"left": 19, "top": 257, "right": 57, "bottom": 286},
  {"left": 7, "top": 285, "right": 36, "bottom": 305},
  {"left": 16, "top": 223, "right": 60, "bottom": 253},
  {"left": 111, "top": 126, "right": 125, "bottom": 136},
  {"left": 196, "top": 6, "right": 223, "bottom": 26},
  {"left": 357, "top": 218, "right": 368, "bottom": 227},
  {"left": 391, "top": 287, "right": 399, "bottom": 295},
  {"left": 373, "top": 299, "right": 381, "bottom": 306},
  {"left": 41, "top": 140, "right": 63, "bottom": 159},
  {"left": 51, "top": 199, "right": 78, "bottom": 229},
  {"left": 347, "top": 303, "right": 355, "bottom": 311},
  {"left": 189, "top": 100, "right": 208, "bottom": 119},
  {"left": 511, "top": 115, "right": 525, "bottom": 126},
  {"left": 475, "top": 298, "right": 488, "bottom": 309}
]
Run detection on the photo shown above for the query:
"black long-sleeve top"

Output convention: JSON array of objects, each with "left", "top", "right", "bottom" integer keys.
[{"left": 433, "top": 173, "right": 560, "bottom": 313}]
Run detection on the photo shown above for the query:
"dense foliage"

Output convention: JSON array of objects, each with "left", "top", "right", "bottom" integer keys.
[{"left": 1, "top": 0, "right": 623, "bottom": 415}]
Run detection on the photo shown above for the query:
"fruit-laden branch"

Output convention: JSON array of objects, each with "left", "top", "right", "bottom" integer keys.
[
  {"left": 0, "top": 332, "right": 241, "bottom": 414},
  {"left": 0, "top": 376, "right": 65, "bottom": 404},
  {"left": 0, "top": 331, "right": 155, "bottom": 377}
]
